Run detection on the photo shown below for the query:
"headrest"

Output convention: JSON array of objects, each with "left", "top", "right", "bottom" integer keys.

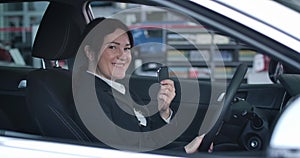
[
  {"left": 279, "top": 74, "right": 300, "bottom": 96},
  {"left": 32, "top": 2, "right": 85, "bottom": 60}
]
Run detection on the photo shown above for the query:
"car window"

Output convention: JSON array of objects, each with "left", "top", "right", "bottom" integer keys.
[
  {"left": 0, "top": 2, "right": 69, "bottom": 69},
  {"left": 89, "top": 2, "right": 272, "bottom": 84}
]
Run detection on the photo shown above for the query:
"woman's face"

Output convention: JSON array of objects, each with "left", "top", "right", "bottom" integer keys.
[{"left": 96, "top": 28, "right": 132, "bottom": 80}]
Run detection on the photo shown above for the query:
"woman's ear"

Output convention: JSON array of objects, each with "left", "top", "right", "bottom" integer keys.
[{"left": 84, "top": 45, "right": 94, "bottom": 61}]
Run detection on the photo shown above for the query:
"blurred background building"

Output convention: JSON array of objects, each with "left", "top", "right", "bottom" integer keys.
[{"left": 0, "top": 2, "right": 182, "bottom": 66}]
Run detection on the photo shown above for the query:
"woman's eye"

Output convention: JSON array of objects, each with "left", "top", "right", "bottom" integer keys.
[
  {"left": 124, "top": 47, "right": 131, "bottom": 51},
  {"left": 108, "top": 45, "right": 116, "bottom": 49}
]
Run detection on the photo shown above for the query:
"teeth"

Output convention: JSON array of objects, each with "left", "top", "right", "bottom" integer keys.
[{"left": 113, "top": 63, "right": 125, "bottom": 67}]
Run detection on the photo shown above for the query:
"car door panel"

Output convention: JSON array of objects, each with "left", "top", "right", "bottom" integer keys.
[
  {"left": 238, "top": 84, "right": 285, "bottom": 110},
  {"left": 0, "top": 66, "right": 40, "bottom": 134}
]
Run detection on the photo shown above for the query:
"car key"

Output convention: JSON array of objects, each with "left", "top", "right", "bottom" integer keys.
[{"left": 157, "top": 66, "right": 169, "bottom": 83}]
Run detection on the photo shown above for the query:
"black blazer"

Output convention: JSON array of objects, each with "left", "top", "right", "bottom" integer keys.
[
  {"left": 94, "top": 73, "right": 168, "bottom": 132},
  {"left": 73, "top": 71, "right": 175, "bottom": 151}
]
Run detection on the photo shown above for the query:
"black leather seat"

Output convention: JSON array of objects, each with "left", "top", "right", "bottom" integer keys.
[
  {"left": 279, "top": 74, "right": 300, "bottom": 97},
  {"left": 26, "top": 68, "right": 92, "bottom": 142},
  {"left": 25, "top": 2, "right": 92, "bottom": 142},
  {"left": 0, "top": 109, "right": 15, "bottom": 131}
]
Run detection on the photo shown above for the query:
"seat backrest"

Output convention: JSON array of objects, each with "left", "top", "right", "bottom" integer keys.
[
  {"left": 25, "top": 1, "right": 92, "bottom": 142},
  {"left": 26, "top": 68, "right": 91, "bottom": 142},
  {"left": 279, "top": 74, "right": 300, "bottom": 97},
  {"left": 0, "top": 109, "right": 14, "bottom": 131}
]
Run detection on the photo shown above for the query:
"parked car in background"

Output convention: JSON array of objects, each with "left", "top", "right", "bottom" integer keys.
[{"left": 0, "top": 0, "right": 299, "bottom": 157}]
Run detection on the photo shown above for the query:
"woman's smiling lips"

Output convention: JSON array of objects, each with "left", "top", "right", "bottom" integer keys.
[{"left": 112, "top": 62, "right": 126, "bottom": 68}]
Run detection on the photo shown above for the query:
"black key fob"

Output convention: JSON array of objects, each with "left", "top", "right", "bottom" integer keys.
[{"left": 157, "top": 66, "right": 169, "bottom": 83}]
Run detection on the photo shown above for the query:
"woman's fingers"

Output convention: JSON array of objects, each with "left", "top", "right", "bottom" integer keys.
[
  {"left": 159, "top": 79, "right": 175, "bottom": 98},
  {"left": 184, "top": 134, "right": 214, "bottom": 154},
  {"left": 158, "top": 79, "right": 175, "bottom": 107},
  {"left": 157, "top": 79, "right": 175, "bottom": 119},
  {"left": 184, "top": 134, "right": 205, "bottom": 154}
]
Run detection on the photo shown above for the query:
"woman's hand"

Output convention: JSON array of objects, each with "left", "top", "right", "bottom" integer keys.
[
  {"left": 184, "top": 134, "right": 214, "bottom": 154},
  {"left": 157, "top": 79, "right": 176, "bottom": 119}
]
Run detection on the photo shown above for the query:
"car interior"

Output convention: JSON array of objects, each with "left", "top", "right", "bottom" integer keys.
[{"left": 0, "top": 0, "right": 300, "bottom": 156}]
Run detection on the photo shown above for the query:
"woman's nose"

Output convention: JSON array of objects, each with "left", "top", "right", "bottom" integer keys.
[{"left": 116, "top": 48, "right": 127, "bottom": 59}]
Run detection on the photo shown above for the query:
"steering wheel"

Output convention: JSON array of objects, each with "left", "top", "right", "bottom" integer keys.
[{"left": 198, "top": 63, "right": 248, "bottom": 151}]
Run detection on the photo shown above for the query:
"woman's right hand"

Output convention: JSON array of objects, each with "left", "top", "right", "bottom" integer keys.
[{"left": 157, "top": 79, "right": 176, "bottom": 119}]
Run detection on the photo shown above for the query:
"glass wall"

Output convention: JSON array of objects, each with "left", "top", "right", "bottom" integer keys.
[{"left": 0, "top": 2, "right": 48, "bottom": 67}]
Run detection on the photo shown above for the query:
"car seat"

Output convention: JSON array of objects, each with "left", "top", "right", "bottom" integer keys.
[
  {"left": 278, "top": 74, "right": 300, "bottom": 97},
  {"left": 0, "top": 109, "right": 15, "bottom": 131},
  {"left": 25, "top": 2, "right": 92, "bottom": 142}
]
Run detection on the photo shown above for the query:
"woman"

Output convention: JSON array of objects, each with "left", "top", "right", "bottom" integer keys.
[{"left": 73, "top": 18, "right": 207, "bottom": 154}]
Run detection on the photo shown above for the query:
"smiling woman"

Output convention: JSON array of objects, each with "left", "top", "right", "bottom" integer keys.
[{"left": 72, "top": 17, "right": 206, "bottom": 153}]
